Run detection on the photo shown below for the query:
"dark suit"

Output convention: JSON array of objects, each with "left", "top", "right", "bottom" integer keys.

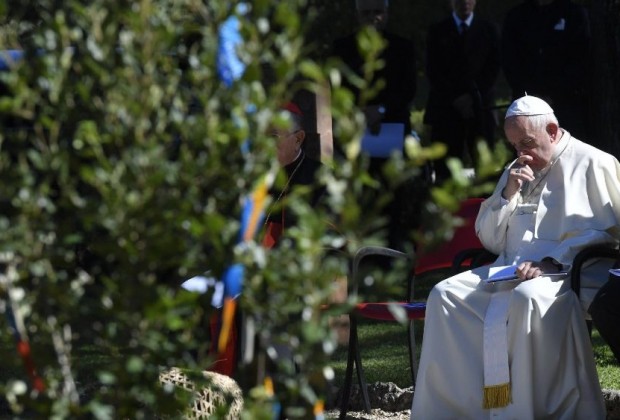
[
  {"left": 332, "top": 30, "right": 418, "bottom": 250},
  {"left": 424, "top": 14, "right": 500, "bottom": 179},
  {"left": 263, "top": 152, "right": 324, "bottom": 248},
  {"left": 502, "top": 0, "right": 591, "bottom": 140},
  {"left": 332, "top": 30, "right": 417, "bottom": 135}
]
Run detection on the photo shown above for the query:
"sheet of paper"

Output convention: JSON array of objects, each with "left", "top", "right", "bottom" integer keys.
[
  {"left": 360, "top": 123, "right": 405, "bottom": 158},
  {"left": 484, "top": 265, "right": 568, "bottom": 283},
  {"left": 485, "top": 266, "right": 520, "bottom": 283}
]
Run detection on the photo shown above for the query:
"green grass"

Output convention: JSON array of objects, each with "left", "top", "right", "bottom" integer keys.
[
  {"left": 331, "top": 320, "right": 421, "bottom": 387},
  {"left": 592, "top": 330, "right": 620, "bottom": 389},
  {"left": 330, "top": 320, "right": 620, "bottom": 390},
  {"left": 330, "top": 268, "right": 620, "bottom": 391}
]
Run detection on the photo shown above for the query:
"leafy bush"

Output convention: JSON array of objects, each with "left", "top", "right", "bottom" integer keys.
[{"left": 0, "top": 1, "right": 504, "bottom": 418}]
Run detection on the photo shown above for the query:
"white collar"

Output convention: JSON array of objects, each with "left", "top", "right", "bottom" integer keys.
[{"left": 452, "top": 12, "right": 474, "bottom": 28}]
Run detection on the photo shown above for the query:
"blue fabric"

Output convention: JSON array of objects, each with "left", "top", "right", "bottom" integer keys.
[
  {"left": 217, "top": 14, "right": 246, "bottom": 87},
  {"left": 222, "top": 263, "right": 244, "bottom": 300},
  {"left": 0, "top": 50, "right": 24, "bottom": 71}
]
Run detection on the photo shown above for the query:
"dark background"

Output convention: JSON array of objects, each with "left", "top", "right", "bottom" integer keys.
[
  {"left": 310, "top": 0, "right": 528, "bottom": 110},
  {"left": 306, "top": 0, "right": 620, "bottom": 157}
]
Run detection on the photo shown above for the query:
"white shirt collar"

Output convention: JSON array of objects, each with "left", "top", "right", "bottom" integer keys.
[{"left": 452, "top": 12, "right": 474, "bottom": 29}]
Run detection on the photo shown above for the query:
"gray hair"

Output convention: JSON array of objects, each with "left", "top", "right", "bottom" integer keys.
[{"left": 526, "top": 113, "right": 559, "bottom": 132}]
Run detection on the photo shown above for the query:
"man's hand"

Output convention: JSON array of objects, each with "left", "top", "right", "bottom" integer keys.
[
  {"left": 502, "top": 155, "right": 535, "bottom": 200},
  {"left": 515, "top": 259, "right": 561, "bottom": 280}
]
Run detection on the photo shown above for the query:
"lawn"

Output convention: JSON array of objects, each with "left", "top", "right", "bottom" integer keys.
[
  {"left": 329, "top": 266, "right": 620, "bottom": 392},
  {"left": 329, "top": 320, "right": 620, "bottom": 391},
  {"left": 1, "top": 264, "right": 617, "bottom": 415}
]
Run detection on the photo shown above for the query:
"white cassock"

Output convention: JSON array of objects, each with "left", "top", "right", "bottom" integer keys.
[{"left": 411, "top": 133, "right": 620, "bottom": 419}]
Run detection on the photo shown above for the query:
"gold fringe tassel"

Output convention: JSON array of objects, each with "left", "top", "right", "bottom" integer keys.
[{"left": 483, "top": 383, "right": 512, "bottom": 409}]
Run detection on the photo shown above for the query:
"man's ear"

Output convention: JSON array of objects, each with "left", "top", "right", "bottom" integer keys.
[
  {"left": 295, "top": 130, "right": 306, "bottom": 146},
  {"left": 546, "top": 122, "right": 559, "bottom": 141}
]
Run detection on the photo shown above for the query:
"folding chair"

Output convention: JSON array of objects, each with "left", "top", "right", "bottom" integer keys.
[
  {"left": 415, "top": 197, "right": 490, "bottom": 275},
  {"left": 571, "top": 245, "right": 619, "bottom": 299},
  {"left": 338, "top": 197, "right": 494, "bottom": 418},
  {"left": 570, "top": 244, "right": 619, "bottom": 335}
]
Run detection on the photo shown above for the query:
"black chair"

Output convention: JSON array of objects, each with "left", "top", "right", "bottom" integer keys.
[
  {"left": 338, "top": 199, "right": 497, "bottom": 418},
  {"left": 337, "top": 246, "right": 416, "bottom": 419},
  {"left": 570, "top": 245, "right": 619, "bottom": 297},
  {"left": 338, "top": 242, "right": 614, "bottom": 418},
  {"left": 570, "top": 244, "right": 619, "bottom": 335}
]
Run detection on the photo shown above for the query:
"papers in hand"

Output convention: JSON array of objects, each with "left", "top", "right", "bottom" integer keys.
[
  {"left": 609, "top": 268, "right": 620, "bottom": 277},
  {"left": 485, "top": 265, "right": 568, "bottom": 283},
  {"left": 485, "top": 266, "right": 522, "bottom": 283}
]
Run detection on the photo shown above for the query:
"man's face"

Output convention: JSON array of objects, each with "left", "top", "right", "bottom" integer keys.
[
  {"left": 452, "top": 0, "right": 476, "bottom": 20},
  {"left": 504, "top": 116, "right": 558, "bottom": 171},
  {"left": 272, "top": 125, "right": 304, "bottom": 166},
  {"left": 356, "top": 0, "right": 388, "bottom": 30}
]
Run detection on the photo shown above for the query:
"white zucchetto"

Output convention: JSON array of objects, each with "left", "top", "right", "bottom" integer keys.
[{"left": 505, "top": 95, "right": 554, "bottom": 119}]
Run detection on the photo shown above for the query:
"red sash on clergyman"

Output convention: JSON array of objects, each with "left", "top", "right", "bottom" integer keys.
[
  {"left": 208, "top": 313, "right": 238, "bottom": 376},
  {"left": 261, "top": 221, "right": 283, "bottom": 249},
  {"left": 210, "top": 210, "right": 283, "bottom": 376}
]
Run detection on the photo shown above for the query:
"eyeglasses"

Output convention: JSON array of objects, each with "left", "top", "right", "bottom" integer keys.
[{"left": 269, "top": 129, "right": 301, "bottom": 140}]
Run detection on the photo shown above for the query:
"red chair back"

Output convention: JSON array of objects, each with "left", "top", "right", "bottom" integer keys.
[{"left": 415, "top": 197, "right": 485, "bottom": 275}]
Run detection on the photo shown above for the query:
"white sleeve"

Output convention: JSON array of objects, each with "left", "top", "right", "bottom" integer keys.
[{"left": 475, "top": 170, "right": 518, "bottom": 255}]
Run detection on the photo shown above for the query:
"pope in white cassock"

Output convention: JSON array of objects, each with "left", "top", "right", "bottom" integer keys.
[{"left": 411, "top": 95, "right": 620, "bottom": 419}]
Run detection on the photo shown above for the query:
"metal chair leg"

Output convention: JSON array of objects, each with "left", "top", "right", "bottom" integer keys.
[
  {"left": 354, "top": 322, "right": 371, "bottom": 413},
  {"left": 407, "top": 319, "right": 418, "bottom": 389},
  {"left": 339, "top": 315, "right": 357, "bottom": 420}
]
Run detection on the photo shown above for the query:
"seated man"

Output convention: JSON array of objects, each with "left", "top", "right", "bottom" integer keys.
[
  {"left": 589, "top": 260, "right": 620, "bottom": 364},
  {"left": 262, "top": 101, "right": 324, "bottom": 248},
  {"left": 411, "top": 95, "right": 620, "bottom": 418},
  {"left": 184, "top": 101, "right": 325, "bottom": 376}
]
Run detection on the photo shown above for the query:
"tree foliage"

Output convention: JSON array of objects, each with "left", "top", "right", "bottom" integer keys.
[{"left": 0, "top": 0, "right": 506, "bottom": 418}]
